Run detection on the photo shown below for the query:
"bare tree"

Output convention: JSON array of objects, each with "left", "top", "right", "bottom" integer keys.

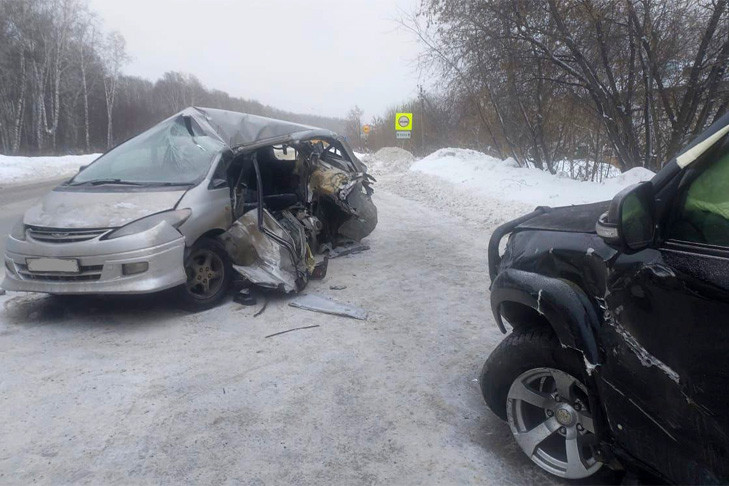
[
  {"left": 0, "top": 0, "right": 348, "bottom": 156},
  {"left": 345, "top": 105, "right": 364, "bottom": 149},
  {"left": 416, "top": 0, "right": 729, "bottom": 171},
  {"left": 75, "top": 8, "right": 97, "bottom": 153},
  {"left": 102, "top": 30, "right": 127, "bottom": 148}
]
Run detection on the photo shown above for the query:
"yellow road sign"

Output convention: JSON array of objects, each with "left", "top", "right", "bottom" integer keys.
[
  {"left": 363, "top": 124, "right": 371, "bottom": 134},
  {"left": 395, "top": 113, "right": 413, "bottom": 131}
]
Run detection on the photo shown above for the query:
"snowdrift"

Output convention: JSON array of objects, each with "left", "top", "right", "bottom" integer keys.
[
  {"left": 357, "top": 147, "right": 415, "bottom": 175},
  {"left": 410, "top": 148, "right": 655, "bottom": 207},
  {"left": 0, "top": 154, "right": 100, "bottom": 186}
]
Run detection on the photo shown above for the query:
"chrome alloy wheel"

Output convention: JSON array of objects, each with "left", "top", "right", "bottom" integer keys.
[
  {"left": 185, "top": 248, "right": 225, "bottom": 298},
  {"left": 506, "top": 367, "right": 602, "bottom": 479}
]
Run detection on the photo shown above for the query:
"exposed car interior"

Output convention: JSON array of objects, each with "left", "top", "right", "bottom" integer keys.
[
  {"left": 220, "top": 137, "right": 368, "bottom": 257},
  {"left": 227, "top": 147, "right": 303, "bottom": 218}
]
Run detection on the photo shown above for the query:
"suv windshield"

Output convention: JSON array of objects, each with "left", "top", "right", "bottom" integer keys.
[{"left": 72, "top": 116, "right": 224, "bottom": 186}]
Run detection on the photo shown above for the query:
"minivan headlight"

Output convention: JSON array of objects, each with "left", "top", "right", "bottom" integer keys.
[
  {"left": 103, "top": 209, "right": 191, "bottom": 240},
  {"left": 10, "top": 218, "right": 26, "bottom": 241}
]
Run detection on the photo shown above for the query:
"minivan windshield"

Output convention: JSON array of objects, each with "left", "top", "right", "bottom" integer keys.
[{"left": 72, "top": 116, "right": 224, "bottom": 186}]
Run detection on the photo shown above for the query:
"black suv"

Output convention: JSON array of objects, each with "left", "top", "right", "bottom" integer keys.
[{"left": 481, "top": 116, "right": 729, "bottom": 484}]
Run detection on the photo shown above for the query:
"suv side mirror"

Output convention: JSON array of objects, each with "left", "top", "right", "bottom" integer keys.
[
  {"left": 596, "top": 182, "right": 655, "bottom": 252},
  {"left": 79, "top": 164, "right": 89, "bottom": 172}
]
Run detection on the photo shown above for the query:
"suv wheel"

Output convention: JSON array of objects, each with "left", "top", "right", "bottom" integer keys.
[
  {"left": 175, "top": 237, "right": 232, "bottom": 311},
  {"left": 480, "top": 328, "right": 603, "bottom": 479}
]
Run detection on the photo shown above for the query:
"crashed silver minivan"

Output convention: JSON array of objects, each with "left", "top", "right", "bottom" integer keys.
[{"left": 2, "top": 107, "right": 377, "bottom": 310}]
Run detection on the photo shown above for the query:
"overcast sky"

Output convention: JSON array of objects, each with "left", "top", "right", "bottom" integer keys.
[{"left": 87, "top": 0, "right": 424, "bottom": 120}]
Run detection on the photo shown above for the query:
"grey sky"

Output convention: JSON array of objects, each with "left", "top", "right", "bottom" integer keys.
[{"left": 88, "top": 0, "right": 424, "bottom": 121}]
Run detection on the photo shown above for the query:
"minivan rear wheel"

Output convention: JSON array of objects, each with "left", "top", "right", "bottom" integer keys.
[{"left": 175, "top": 237, "right": 232, "bottom": 311}]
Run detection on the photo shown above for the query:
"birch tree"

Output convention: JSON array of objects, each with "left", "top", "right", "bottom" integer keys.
[
  {"left": 75, "top": 9, "right": 97, "bottom": 153},
  {"left": 102, "top": 31, "right": 127, "bottom": 148}
]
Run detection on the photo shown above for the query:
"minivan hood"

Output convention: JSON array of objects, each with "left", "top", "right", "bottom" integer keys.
[
  {"left": 24, "top": 188, "right": 187, "bottom": 229},
  {"left": 516, "top": 201, "right": 610, "bottom": 234}
]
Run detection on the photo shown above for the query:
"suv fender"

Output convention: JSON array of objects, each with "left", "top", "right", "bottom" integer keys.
[{"left": 491, "top": 268, "right": 601, "bottom": 365}]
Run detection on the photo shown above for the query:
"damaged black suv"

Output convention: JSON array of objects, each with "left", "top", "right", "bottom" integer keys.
[{"left": 481, "top": 115, "right": 729, "bottom": 484}]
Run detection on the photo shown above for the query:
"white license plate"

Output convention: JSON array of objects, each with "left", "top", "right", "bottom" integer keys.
[{"left": 26, "top": 258, "right": 80, "bottom": 274}]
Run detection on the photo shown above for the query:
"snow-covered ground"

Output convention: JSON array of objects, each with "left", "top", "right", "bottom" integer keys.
[
  {"left": 0, "top": 167, "right": 564, "bottom": 485},
  {"left": 355, "top": 147, "right": 655, "bottom": 232},
  {"left": 410, "top": 148, "right": 653, "bottom": 206},
  {"left": 360, "top": 147, "right": 654, "bottom": 208},
  {"left": 0, "top": 153, "right": 100, "bottom": 186},
  {"left": 0, "top": 148, "right": 652, "bottom": 483}
]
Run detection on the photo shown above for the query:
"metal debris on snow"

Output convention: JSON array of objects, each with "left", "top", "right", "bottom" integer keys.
[
  {"left": 253, "top": 296, "right": 269, "bottom": 317},
  {"left": 233, "top": 289, "right": 257, "bottom": 306},
  {"left": 265, "top": 325, "right": 320, "bottom": 339},
  {"left": 288, "top": 293, "right": 368, "bottom": 320},
  {"left": 325, "top": 243, "right": 370, "bottom": 259}
]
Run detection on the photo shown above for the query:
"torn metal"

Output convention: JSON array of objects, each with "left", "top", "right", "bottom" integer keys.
[{"left": 221, "top": 209, "right": 309, "bottom": 293}]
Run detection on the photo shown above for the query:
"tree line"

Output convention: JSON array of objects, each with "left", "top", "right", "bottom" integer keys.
[
  {"left": 355, "top": 0, "right": 729, "bottom": 173},
  {"left": 0, "top": 0, "right": 345, "bottom": 156}
]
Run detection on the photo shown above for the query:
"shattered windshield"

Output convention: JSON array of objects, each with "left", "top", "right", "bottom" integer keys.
[{"left": 72, "top": 116, "right": 224, "bottom": 186}]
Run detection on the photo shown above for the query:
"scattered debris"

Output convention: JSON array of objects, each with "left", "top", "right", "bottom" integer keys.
[
  {"left": 253, "top": 297, "right": 268, "bottom": 318},
  {"left": 326, "top": 243, "right": 370, "bottom": 259},
  {"left": 265, "top": 325, "right": 320, "bottom": 339},
  {"left": 288, "top": 294, "right": 367, "bottom": 320},
  {"left": 233, "top": 289, "right": 257, "bottom": 306},
  {"left": 329, "top": 285, "right": 347, "bottom": 290},
  {"left": 311, "top": 258, "right": 329, "bottom": 280},
  {"left": 0, "top": 289, "right": 5, "bottom": 296}
]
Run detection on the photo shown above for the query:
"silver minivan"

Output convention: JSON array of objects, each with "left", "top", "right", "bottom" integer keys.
[{"left": 2, "top": 107, "right": 377, "bottom": 310}]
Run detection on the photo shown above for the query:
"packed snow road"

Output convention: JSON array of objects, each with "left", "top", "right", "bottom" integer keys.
[{"left": 0, "top": 183, "right": 566, "bottom": 484}]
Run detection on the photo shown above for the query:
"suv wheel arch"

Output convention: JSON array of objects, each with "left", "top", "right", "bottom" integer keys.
[{"left": 490, "top": 268, "right": 601, "bottom": 366}]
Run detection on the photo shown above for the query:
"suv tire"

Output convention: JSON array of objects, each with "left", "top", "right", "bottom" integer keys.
[{"left": 480, "top": 327, "right": 605, "bottom": 480}]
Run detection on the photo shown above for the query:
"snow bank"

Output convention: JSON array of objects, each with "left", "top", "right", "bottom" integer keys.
[
  {"left": 410, "top": 148, "right": 654, "bottom": 207},
  {"left": 363, "top": 147, "right": 415, "bottom": 175},
  {"left": 0, "top": 153, "right": 100, "bottom": 186}
]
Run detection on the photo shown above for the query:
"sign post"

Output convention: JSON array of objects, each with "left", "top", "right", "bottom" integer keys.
[
  {"left": 395, "top": 112, "right": 413, "bottom": 143},
  {"left": 361, "top": 124, "right": 371, "bottom": 151}
]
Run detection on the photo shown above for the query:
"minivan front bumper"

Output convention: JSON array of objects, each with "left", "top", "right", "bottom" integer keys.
[{"left": 2, "top": 224, "right": 187, "bottom": 295}]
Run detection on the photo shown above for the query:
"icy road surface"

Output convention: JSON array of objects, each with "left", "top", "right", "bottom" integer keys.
[{"left": 0, "top": 185, "right": 568, "bottom": 484}]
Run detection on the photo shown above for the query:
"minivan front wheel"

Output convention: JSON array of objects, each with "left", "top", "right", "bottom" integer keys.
[{"left": 176, "top": 237, "right": 232, "bottom": 311}]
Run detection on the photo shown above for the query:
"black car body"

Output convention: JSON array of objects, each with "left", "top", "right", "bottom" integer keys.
[{"left": 481, "top": 113, "right": 729, "bottom": 483}]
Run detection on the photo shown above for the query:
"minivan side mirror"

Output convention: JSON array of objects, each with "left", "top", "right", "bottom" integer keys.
[
  {"left": 210, "top": 178, "right": 228, "bottom": 189},
  {"left": 596, "top": 182, "right": 656, "bottom": 252}
]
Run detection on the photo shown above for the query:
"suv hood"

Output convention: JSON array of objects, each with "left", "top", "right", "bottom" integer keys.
[
  {"left": 516, "top": 201, "right": 610, "bottom": 234},
  {"left": 24, "top": 188, "right": 186, "bottom": 229}
]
